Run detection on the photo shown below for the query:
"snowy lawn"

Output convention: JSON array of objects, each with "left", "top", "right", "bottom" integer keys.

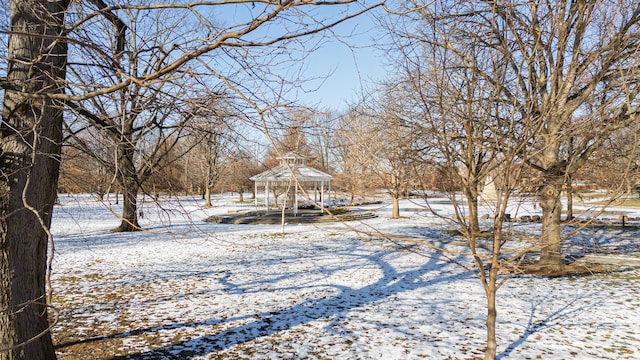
[{"left": 50, "top": 194, "right": 640, "bottom": 359}]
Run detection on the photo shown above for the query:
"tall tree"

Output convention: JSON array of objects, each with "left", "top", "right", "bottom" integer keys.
[
  {"left": 369, "top": 84, "right": 422, "bottom": 218},
  {"left": 223, "top": 148, "right": 262, "bottom": 202},
  {"left": 186, "top": 111, "right": 236, "bottom": 207},
  {"left": 1, "top": 1, "right": 69, "bottom": 358},
  {"left": 334, "top": 108, "right": 381, "bottom": 204}
]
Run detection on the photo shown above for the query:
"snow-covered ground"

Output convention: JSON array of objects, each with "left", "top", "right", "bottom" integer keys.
[{"left": 50, "top": 193, "right": 640, "bottom": 359}]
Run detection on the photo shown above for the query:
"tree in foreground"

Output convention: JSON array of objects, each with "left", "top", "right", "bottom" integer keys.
[{"left": 1, "top": 1, "right": 69, "bottom": 358}]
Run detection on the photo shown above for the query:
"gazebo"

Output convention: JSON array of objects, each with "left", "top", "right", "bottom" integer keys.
[{"left": 250, "top": 152, "right": 333, "bottom": 215}]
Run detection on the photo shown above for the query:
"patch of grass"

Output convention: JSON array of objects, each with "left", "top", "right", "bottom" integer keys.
[
  {"left": 328, "top": 208, "right": 348, "bottom": 216},
  {"left": 591, "top": 197, "right": 640, "bottom": 207}
]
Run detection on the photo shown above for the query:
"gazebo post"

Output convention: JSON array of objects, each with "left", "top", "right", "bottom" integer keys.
[
  {"left": 254, "top": 182, "right": 258, "bottom": 212},
  {"left": 320, "top": 181, "right": 325, "bottom": 212},
  {"left": 314, "top": 183, "right": 318, "bottom": 204},
  {"left": 294, "top": 184, "right": 298, "bottom": 216},
  {"left": 265, "top": 181, "right": 270, "bottom": 214}
]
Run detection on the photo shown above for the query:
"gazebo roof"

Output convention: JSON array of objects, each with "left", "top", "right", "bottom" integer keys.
[
  {"left": 250, "top": 153, "right": 332, "bottom": 185},
  {"left": 250, "top": 163, "right": 333, "bottom": 185}
]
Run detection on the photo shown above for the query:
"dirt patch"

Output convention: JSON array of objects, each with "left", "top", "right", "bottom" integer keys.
[{"left": 519, "top": 262, "right": 622, "bottom": 278}]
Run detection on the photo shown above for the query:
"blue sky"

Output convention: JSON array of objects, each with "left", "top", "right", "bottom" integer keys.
[
  {"left": 299, "top": 9, "right": 389, "bottom": 111},
  {"left": 217, "top": 2, "right": 389, "bottom": 112}
]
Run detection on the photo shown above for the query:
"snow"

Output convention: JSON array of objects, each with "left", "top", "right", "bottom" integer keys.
[{"left": 50, "top": 193, "right": 640, "bottom": 359}]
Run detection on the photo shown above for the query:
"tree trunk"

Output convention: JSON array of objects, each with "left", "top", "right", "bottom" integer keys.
[
  {"left": 113, "top": 140, "right": 140, "bottom": 232},
  {"left": 464, "top": 184, "right": 481, "bottom": 234},
  {"left": 238, "top": 191, "right": 244, "bottom": 203},
  {"left": 204, "top": 164, "right": 212, "bottom": 207},
  {"left": 204, "top": 186, "right": 212, "bottom": 207},
  {"left": 566, "top": 176, "right": 573, "bottom": 221},
  {"left": 1, "top": 1, "right": 69, "bottom": 358},
  {"left": 391, "top": 196, "right": 400, "bottom": 218},
  {"left": 0, "top": 186, "right": 17, "bottom": 359},
  {"left": 484, "top": 276, "right": 498, "bottom": 360},
  {"left": 538, "top": 176, "right": 564, "bottom": 270}
]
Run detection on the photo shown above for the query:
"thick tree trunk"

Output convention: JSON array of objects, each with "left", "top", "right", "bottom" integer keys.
[
  {"left": 538, "top": 176, "right": 564, "bottom": 270},
  {"left": 204, "top": 186, "right": 212, "bottom": 207},
  {"left": 391, "top": 196, "right": 400, "bottom": 218},
  {"left": 238, "top": 191, "right": 244, "bottom": 203},
  {"left": 535, "top": 130, "right": 566, "bottom": 270},
  {"left": 0, "top": 1, "right": 68, "bottom": 359},
  {"left": 113, "top": 141, "right": 140, "bottom": 232},
  {"left": 464, "top": 184, "right": 481, "bottom": 234}
]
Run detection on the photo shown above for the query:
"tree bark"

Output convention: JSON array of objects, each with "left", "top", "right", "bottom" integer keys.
[
  {"left": 1, "top": 1, "right": 69, "bottom": 358},
  {"left": 566, "top": 176, "right": 574, "bottom": 221},
  {"left": 391, "top": 196, "right": 400, "bottom": 218},
  {"left": 464, "top": 183, "right": 481, "bottom": 234},
  {"left": 538, "top": 175, "right": 564, "bottom": 270},
  {"left": 0, "top": 186, "right": 17, "bottom": 359},
  {"left": 204, "top": 186, "right": 212, "bottom": 208},
  {"left": 112, "top": 139, "right": 140, "bottom": 232},
  {"left": 485, "top": 279, "right": 497, "bottom": 360}
]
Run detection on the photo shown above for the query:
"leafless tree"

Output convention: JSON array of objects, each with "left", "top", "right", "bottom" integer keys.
[
  {"left": 185, "top": 109, "right": 237, "bottom": 207},
  {"left": 333, "top": 108, "right": 383, "bottom": 204},
  {"left": 398, "top": 56, "right": 501, "bottom": 233},
  {"left": 583, "top": 123, "right": 640, "bottom": 194},
  {"left": 341, "top": 88, "right": 422, "bottom": 218},
  {"left": 223, "top": 148, "right": 262, "bottom": 202},
  {"left": 65, "top": 5, "right": 217, "bottom": 231},
  {"left": 369, "top": 83, "right": 423, "bottom": 218},
  {"left": 59, "top": 143, "right": 113, "bottom": 199}
]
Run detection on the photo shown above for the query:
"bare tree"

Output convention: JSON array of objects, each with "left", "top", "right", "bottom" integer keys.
[
  {"left": 401, "top": 59, "right": 500, "bottom": 233},
  {"left": 59, "top": 144, "right": 113, "bottom": 199},
  {"left": 66, "top": 5, "right": 215, "bottom": 231},
  {"left": 223, "top": 148, "right": 262, "bottom": 202},
  {"left": 583, "top": 124, "right": 640, "bottom": 194},
  {"left": 366, "top": 82, "right": 425, "bottom": 218},
  {"left": 333, "top": 109, "right": 382, "bottom": 204},
  {"left": 186, "top": 110, "right": 236, "bottom": 207}
]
